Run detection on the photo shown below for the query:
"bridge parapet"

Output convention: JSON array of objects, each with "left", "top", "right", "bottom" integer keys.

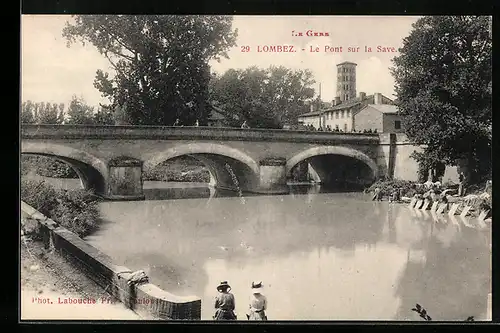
[{"left": 21, "top": 124, "right": 380, "bottom": 145}]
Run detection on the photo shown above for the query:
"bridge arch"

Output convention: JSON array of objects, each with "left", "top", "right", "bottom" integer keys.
[
  {"left": 21, "top": 142, "right": 108, "bottom": 195},
  {"left": 143, "top": 143, "right": 261, "bottom": 192},
  {"left": 287, "top": 146, "right": 379, "bottom": 186}
]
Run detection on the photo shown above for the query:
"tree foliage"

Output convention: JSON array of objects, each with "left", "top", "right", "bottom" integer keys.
[
  {"left": 62, "top": 15, "right": 238, "bottom": 126},
  {"left": 93, "top": 106, "right": 115, "bottom": 125},
  {"left": 391, "top": 16, "right": 492, "bottom": 182},
  {"left": 66, "top": 95, "right": 96, "bottom": 124},
  {"left": 22, "top": 97, "right": 117, "bottom": 125},
  {"left": 209, "top": 66, "right": 315, "bottom": 128},
  {"left": 21, "top": 101, "right": 65, "bottom": 124}
]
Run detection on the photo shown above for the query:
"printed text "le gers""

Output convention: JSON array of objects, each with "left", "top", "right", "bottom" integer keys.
[{"left": 292, "top": 30, "right": 329, "bottom": 37}]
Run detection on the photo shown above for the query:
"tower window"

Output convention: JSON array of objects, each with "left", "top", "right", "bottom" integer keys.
[
  {"left": 345, "top": 94, "right": 349, "bottom": 100},
  {"left": 335, "top": 112, "right": 339, "bottom": 119},
  {"left": 395, "top": 120, "right": 401, "bottom": 129}
]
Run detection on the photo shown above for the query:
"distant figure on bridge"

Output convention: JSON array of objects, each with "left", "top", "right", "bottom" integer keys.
[
  {"left": 194, "top": 120, "right": 199, "bottom": 127},
  {"left": 241, "top": 121, "right": 250, "bottom": 129},
  {"left": 173, "top": 118, "right": 181, "bottom": 126},
  {"left": 247, "top": 281, "right": 267, "bottom": 320},
  {"left": 213, "top": 281, "right": 237, "bottom": 320}
]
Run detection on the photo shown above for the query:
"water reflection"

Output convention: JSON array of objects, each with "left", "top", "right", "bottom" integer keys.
[
  {"left": 85, "top": 189, "right": 491, "bottom": 320},
  {"left": 144, "top": 181, "right": 233, "bottom": 200},
  {"left": 392, "top": 204, "right": 491, "bottom": 321}
]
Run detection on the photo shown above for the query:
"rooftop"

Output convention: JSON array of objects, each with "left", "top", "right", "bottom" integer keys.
[
  {"left": 362, "top": 104, "right": 399, "bottom": 114},
  {"left": 298, "top": 110, "right": 324, "bottom": 117},
  {"left": 298, "top": 93, "right": 395, "bottom": 117},
  {"left": 336, "top": 61, "right": 357, "bottom": 66},
  {"left": 318, "top": 94, "right": 375, "bottom": 112}
]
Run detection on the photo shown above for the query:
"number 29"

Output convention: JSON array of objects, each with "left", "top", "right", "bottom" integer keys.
[{"left": 241, "top": 46, "right": 250, "bottom": 52}]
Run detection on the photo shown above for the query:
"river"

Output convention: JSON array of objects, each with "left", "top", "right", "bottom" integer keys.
[{"left": 26, "top": 177, "right": 492, "bottom": 320}]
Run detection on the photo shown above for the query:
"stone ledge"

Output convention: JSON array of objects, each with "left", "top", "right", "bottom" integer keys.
[
  {"left": 108, "top": 156, "right": 143, "bottom": 167},
  {"left": 20, "top": 201, "right": 201, "bottom": 320},
  {"left": 100, "top": 194, "right": 146, "bottom": 201},
  {"left": 259, "top": 157, "right": 287, "bottom": 166},
  {"left": 21, "top": 124, "right": 380, "bottom": 144}
]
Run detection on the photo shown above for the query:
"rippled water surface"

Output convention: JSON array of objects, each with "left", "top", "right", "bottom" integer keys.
[{"left": 81, "top": 182, "right": 491, "bottom": 321}]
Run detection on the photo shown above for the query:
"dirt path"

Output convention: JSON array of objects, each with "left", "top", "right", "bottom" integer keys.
[{"left": 21, "top": 238, "right": 141, "bottom": 320}]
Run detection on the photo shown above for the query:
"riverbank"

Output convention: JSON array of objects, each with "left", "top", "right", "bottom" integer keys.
[
  {"left": 21, "top": 238, "right": 140, "bottom": 320},
  {"left": 365, "top": 179, "right": 492, "bottom": 218},
  {"left": 22, "top": 155, "right": 211, "bottom": 183},
  {"left": 21, "top": 178, "right": 101, "bottom": 237}
]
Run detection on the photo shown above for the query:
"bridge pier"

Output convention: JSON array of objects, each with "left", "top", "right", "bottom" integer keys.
[
  {"left": 254, "top": 158, "right": 289, "bottom": 195},
  {"left": 106, "top": 157, "right": 145, "bottom": 201}
]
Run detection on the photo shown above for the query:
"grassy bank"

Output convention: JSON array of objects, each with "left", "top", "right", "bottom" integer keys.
[
  {"left": 21, "top": 155, "right": 78, "bottom": 178},
  {"left": 365, "top": 179, "right": 421, "bottom": 198},
  {"left": 142, "top": 156, "right": 210, "bottom": 182},
  {"left": 21, "top": 155, "right": 210, "bottom": 183},
  {"left": 21, "top": 178, "right": 101, "bottom": 237}
]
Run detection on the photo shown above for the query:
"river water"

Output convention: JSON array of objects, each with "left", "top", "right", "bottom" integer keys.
[
  {"left": 27, "top": 177, "right": 492, "bottom": 320},
  {"left": 89, "top": 182, "right": 491, "bottom": 321}
]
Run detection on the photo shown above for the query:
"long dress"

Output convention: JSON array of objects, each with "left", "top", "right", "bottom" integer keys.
[
  {"left": 247, "top": 293, "right": 267, "bottom": 320},
  {"left": 214, "top": 292, "right": 237, "bottom": 320}
]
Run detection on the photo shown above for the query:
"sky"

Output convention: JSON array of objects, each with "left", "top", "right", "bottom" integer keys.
[{"left": 21, "top": 15, "right": 421, "bottom": 109}]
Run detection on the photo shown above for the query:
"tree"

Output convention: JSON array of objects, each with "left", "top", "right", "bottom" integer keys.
[
  {"left": 36, "top": 102, "right": 65, "bottom": 124},
  {"left": 21, "top": 100, "right": 37, "bottom": 124},
  {"left": 65, "top": 96, "right": 95, "bottom": 124},
  {"left": 93, "top": 105, "right": 115, "bottom": 125},
  {"left": 210, "top": 66, "right": 315, "bottom": 128},
  {"left": 22, "top": 101, "right": 65, "bottom": 124},
  {"left": 391, "top": 16, "right": 492, "bottom": 183},
  {"left": 62, "top": 15, "right": 238, "bottom": 126}
]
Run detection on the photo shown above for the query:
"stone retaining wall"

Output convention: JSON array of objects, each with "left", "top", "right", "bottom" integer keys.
[{"left": 20, "top": 201, "right": 201, "bottom": 320}]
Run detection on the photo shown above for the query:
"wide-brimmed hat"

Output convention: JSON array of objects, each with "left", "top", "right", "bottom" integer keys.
[
  {"left": 251, "top": 281, "right": 264, "bottom": 293},
  {"left": 217, "top": 281, "right": 231, "bottom": 292}
]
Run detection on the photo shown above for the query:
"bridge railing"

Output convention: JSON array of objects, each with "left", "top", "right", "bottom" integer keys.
[{"left": 21, "top": 124, "right": 380, "bottom": 144}]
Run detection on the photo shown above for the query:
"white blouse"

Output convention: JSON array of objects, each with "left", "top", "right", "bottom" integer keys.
[{"left": 249, "top": 293, "right": 267, "bottom": 311}]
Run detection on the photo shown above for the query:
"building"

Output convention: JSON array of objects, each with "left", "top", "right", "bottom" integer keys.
[
  {"left": 322, "top": 92, "right": 394, "bottom": 132},
  {"left": 336, "top": 62, "right": 357, "bottom": 102},
  {"left": 354, "top": 104, "right": 404, "bottom": 133},
  {"left": 297, "top": 60, "right": 404, "bottom": 133},
  {"left": 298, "top": 92, "right": 396, "bottom": 132},
  {"left": 297, "top": 109, "right": 323, "bottom": 129}
]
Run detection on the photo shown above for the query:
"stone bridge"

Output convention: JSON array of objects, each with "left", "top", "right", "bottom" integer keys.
[{"left": 21, "top": 125, "right": 406, "bottom": 200}]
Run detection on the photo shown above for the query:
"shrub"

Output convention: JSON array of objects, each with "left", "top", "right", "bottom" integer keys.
[
  {"left": 21, "top": 155, "right": 78, "bottom": 178},
  {"left": 21, "top": 178, "right": 101, "bottom": 238},
  {"left": 365, "top": 179, "right": 421, "bottom": 198},
  {"left": 143, "top": 157, "right": 211, "bottom": 182}
]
